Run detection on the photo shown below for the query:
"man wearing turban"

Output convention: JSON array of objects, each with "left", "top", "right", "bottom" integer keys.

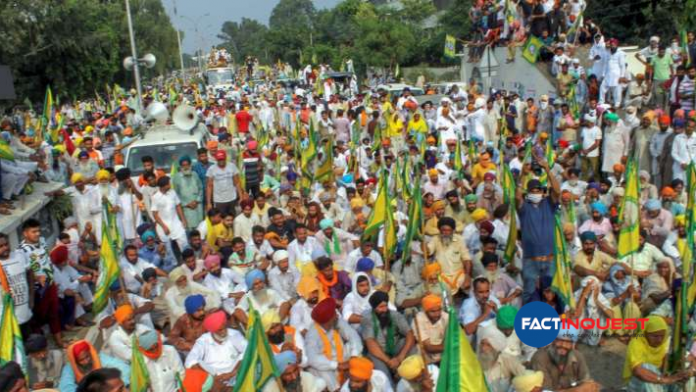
[
  {"left": 233, "top": 269, "right": 290, "bottom": 328},
  {"left": 59, "top": 340, "right": 130, "bottom": 392},
  {"left": 185, "top": 311, "right": 247, "bottom": 380},
  {"left": 168, "top": 294, "right": 209, "bottom": 357},
  {"left": 164, "top": 265, "right": 221, "bottom": 321},
  {"left": 262, "top": 309, "right": 308, "bottom": 368},
  {"left": 305, "top": 298, "right": 363, "bottom": 391},
  {"left": 313, "top": 217, "right": 359, "bottom": 268},
  {"left": 340, "top": 356, "right": 392, "bottom": 392},
  {"left": 105, "top": 304, "right": 151, "bottom": 363},
  {"left": 411, "top": 294, "right": 448, "bottom": 364},
  {"left": 360, "top": 291, "right": 416, "bottom": 385},
  {"left": 427, "top": 217, "right": 472, "bottom": 295},
  {"left": 477, "top": 324, "right": 526, "bottom": 392},
  {"left": 137, "top": 329, "right": 185, "bottom": 392},
  {"left": 396, "top": 354, "right": 439, "bottom": 392},
  {"left": 50, "top": 168, "right": 103, "bottom": 239},
  {"left": 50, "top": 245, "right": 94, "bottom": 329},
  {"left": 172, "top": 154, "right": 204, "bottom": 230},
  {"left": 289, "top": 276, "right": 323, "bottom": 335},
  {"left": 261, "top": 351, "right": 327, "bottom": 392}
]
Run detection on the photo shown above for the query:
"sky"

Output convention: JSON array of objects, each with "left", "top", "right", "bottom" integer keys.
[{"left": 163, "top": 0, "right": 341, "bottom": 53}]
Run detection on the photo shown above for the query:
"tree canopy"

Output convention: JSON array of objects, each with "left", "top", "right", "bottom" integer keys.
[{"left": 0, "top": 0, "right": 180, "bottom": 103}]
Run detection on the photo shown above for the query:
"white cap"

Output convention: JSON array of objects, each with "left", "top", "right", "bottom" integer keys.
[{"left": 650, "top": 36, "right": 660, "bottom": 43}]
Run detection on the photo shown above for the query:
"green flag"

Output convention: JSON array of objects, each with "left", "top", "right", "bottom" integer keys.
[{"left": 522, "top": 36, "right": 544, "bottom": 64}]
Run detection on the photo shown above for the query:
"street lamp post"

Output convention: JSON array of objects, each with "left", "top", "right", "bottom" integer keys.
[
  {"left": 180, "top": 13, "right": 210, "bottom": 73},
  {"left": 171, "top": 0, "right": 186, "bottom": 83},
  {"left": 124, "top": 0, "right": 143, "bottom": 114}
]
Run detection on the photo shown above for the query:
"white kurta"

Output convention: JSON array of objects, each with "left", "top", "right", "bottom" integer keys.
[
  {"left": 65, "top": 185, "right": 102, "bottom": 240},
  {"left": 143, "top": 345, "right": 184, "bottom": 392},
  {"left": 601, "top": 50, "right": 627, "bottom": 87},
  {"left": 671, "top": 133, "right": 696, "bottom": 181},
  {"left": 116, "top": 190, "right": 142, "bottom": 241},
  {"left": 601, "top": 123, "right": 630, "bottom": 173},
  {"left": 151, "top": 190, "right": 187, "bottom": 243},
  {"left": 185, "top": 330, "right": 247, "bottom": 375}
]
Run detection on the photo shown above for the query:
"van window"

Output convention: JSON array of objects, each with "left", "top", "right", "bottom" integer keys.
[{"left": 126, "top": 142, "right": 199, "bottom": 176}]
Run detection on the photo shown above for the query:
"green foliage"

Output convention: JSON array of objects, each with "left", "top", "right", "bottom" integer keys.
[
  {"left": 218, "top": 18, "right": 269, "bottom": 63},
  {"left": 0, "top": 0, "right": 180, "bottom": 103}
]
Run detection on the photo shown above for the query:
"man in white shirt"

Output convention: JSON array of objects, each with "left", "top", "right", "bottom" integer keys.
[
  {"left": 268, "top": 250, "right": 300, "bottom": 301},
  {"left": 201, "top": 254, "right": 245, "bottom": 315},
  {"left": 59, "top": 173, "right": 103, "bottom": 240},
  {"left": 234, "top": 269, "right": 289, "bottom": 327},
  {"left": 599, "top": 38, "right": 627, "bottom": 107},
  {"left": 206, "top": 150, "right": 244, "bottom": 216},
  {"left": 119, "top": 244, "right": 165, "bottom": 294},
  {"left": 136, "top": 329, "right": 184, "bottom": 392},
  {"left": 671, "top": 119, "right": 696, "bottom": 181},
  {"left": 459, "top": 277, "right": 501, "bottom": 338},
  {"left": 185, "top": 311, "right": 247, "bottom": 381},
  {"left": 105, "top": 304, "right": 151, "bottom": 363},
  {"left": 580, "top": 114, "right": 602, "bottom": 180},
  {"left": 344, "top": 242, "right": 384, "bottom": 275},
  {"left": 339, "top": 357, "right": 393, "bottom": 392},
  {"left": 50, "top": 245, "right": 93, "bottom": 326},
  {"left": 233, "top": 198, "right": 260, "bottom": 242},
  {"left": 287, "top": 224, "right": 320, "bottom": 274},
  {"left": 151, "top": 176, "right": 188, "bottom": 251}
]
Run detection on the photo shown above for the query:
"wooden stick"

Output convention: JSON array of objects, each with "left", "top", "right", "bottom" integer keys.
[{"left": 413, "top": 311, "right": 432, "bottom": 378}]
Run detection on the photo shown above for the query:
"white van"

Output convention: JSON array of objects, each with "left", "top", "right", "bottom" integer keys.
[{"left": 124, "top": 123, "right": 211, "bottom": 177}]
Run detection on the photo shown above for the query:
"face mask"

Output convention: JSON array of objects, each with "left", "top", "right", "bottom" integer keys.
[
  {"left": 527, "top": 194, "right": 543, "bottom": 204},
  {"left": 540, "top": 102, "right": 548, "bottom": 110}
]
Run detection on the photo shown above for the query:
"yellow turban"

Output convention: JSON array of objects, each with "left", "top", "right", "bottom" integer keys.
[
  {"left": 70, "top": 173, "right": 84, "bottom": 184},
  {"left": 421, "top": 262, "right": 442, "bottom": 279},
  {"left": 421, "top": 294, "right": 442, "bottom": 311},
  {"left": 296, "top": 276, "right": 322, "bottom": 300},
  {"left": 350, "top": 198, "right": 365, "bottom": 209},
  {"left": 512, "top": 370, "right": 544, "bottom": 392},
  {"left": 397, "top": 355, "right": 424, "bottom": 381},
  {"left": 85, "top": 125, "right": 94, "bottom": 134},
  {"left": 261, "top": 309, "right": 281, "bottom": 332},
  {"left": 675, "top": 215, "right": 686, "bottom": 227},
  {"left": 348, "top": 357, "right": 374, "bottom": 381},
  {"left": 74, "top": 137, "right": 83, "bottom": 147},
  {"left": 428, "top": 168, "right": 439, "bottom": 177},
  {"left": 471, "top": 208, "right": 488, "bottom": 222},
  {"left": 432, "top": 200, "right": 445, "bottom": 210},
  {"left": 54, "top": 144, "right": 66, "bottom": 154},
  {"left": 96, "top": 169, "right": 110, "bottom": 182},
  {"left": 113, "top": 304, "right": 134, "bottom": 325}
]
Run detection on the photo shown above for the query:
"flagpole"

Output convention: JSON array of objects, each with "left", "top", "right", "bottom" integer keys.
[{"left": 413, "top": 314, "right": 432, "bottom": 379}]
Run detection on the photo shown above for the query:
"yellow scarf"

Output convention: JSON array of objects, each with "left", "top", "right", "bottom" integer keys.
[
  {"left": 315, "top": 323, "right": 344, "bottom": 384},
  {"left": 623, "top": 315, "right": 670, "bottom": 381}
]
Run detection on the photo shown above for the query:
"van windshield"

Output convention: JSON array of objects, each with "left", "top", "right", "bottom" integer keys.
[{"left": 126, "top": 142, "right": 199, "bottom": 176}]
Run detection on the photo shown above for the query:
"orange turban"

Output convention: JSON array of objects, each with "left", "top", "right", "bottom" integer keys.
[
  {"left": 661, "top": 186, "right": 675, "bottom": 197},
  {"left": 349, "top": 357, "right": 374, "bottom": 381},
  {"left": 421, "top": 262, "right": 442, "bottom": 279},
  {"left": 612, "top": 163, "right": 625, "bottom": 173},
  {"left": 113, "top": 304, "right": 134, "bottom": 325},
  {"left": 421, "top": 294, "right": 443, "bottom": 311}
]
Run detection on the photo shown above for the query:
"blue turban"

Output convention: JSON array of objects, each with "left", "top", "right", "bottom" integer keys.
[
  {"left": 342, "top": 174, "right": 354, "bottom": 184},
  {"left": 179, "top": 155, "right": 192, "bottom": 165},
  {"left": 138, "top": 330, "right": 159, "bottom": 350},
  {"left": 274, "top": 351, "right": 297, "bottom": 373},
  {"left": 356, "top": 257, "right": 375, "bottom": 272},
  {"left": 141, "top": 230, "right": 156, "bottom": 242},
  {"left": 184, "top": 294, "right": 206, "bottom": 315},
  {"left": 587, "top": 182, "right": 600, "bottom": 191},
  {"left": 590, "top": 202, "right": 607, "bottom": 215},
  {"left": 287, "top": 171, "right": 298, "bottom": 181},
  {"left": 646, "top": 199, "right": 662, "bottom": 211},
  {"left": 558, "top": 324, "right": 580, "bottom": 343},
  {"left": 319, "top": 218, "right": 334, "bottom": 230},
  {"left": 245, "top": 269, "right": 266, "bottom": 290},
  {"left": 110, "top": 280, "right": 121, "bottom": 292},
  {"left": 579, "top": 231, "right": 597, "bottom": 243},
  {"left": 673, "top": 204, "right": 686, "bottom": 216}
]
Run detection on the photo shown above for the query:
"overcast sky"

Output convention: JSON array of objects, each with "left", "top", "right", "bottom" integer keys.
[{"left": 162, "top": 0, "right": 341, "bottom": 53}]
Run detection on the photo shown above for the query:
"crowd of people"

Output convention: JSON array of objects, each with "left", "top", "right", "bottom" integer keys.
[{"left": 6, "top": 14, "right": 696, "bottom": 392}]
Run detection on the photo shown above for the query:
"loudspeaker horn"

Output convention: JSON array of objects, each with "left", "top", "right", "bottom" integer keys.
[
  {"left": 173, "top": 104, "right": 198, "bottom": 131},
  {"left": 144, "top": 102, "right": 169, "bottom": 124}
]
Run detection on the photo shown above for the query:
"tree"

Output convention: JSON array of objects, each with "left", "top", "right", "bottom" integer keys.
[
  {"left": 217, "top": 18, "right": 269, "bottom": 62},
  {"left": 352, "top": 16, "right": 417, "bottom": 70},
  {"left": 0, "top": 0, "right": 180, "bottom": 103}
]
